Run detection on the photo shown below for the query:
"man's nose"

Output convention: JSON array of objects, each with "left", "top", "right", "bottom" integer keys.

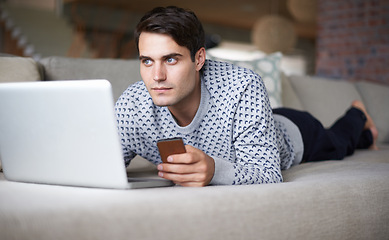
[{"left": 153, "top": 63, "right": 166, "bottom": 82}]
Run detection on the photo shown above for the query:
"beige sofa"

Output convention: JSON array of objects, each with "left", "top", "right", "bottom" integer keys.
[{"left": 0, "top": 56, "right": 388, "bottom": 240}]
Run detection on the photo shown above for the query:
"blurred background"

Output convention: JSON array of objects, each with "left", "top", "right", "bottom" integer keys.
[{"left": 1, "top": 0, "right": 388, "bottom": 85}]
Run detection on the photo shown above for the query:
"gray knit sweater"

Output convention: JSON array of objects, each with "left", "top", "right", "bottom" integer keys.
[{"left": 115, "top": 60, "right": 297, "bottom": 185}]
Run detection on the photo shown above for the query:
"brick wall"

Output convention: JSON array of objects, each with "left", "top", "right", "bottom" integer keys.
[{"left": 316, "top": 0, "right": 389, "bottom": 85}]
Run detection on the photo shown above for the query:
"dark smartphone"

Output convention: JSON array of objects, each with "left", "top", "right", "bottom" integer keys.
[{"left": 157, "top": 137, "right": 186, "bottom": 163}]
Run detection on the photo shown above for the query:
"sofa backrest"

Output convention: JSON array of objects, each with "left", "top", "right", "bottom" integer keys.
[
  {"left": 355, "top": 81, "right": 389, "bottom": 144},
  {"left": 39, "top": 57, "right": 141, "bottom": 101},
  {"left": 282, "top": 75, "right": 389, "bottom": 144},
  {"left": 2, "top": 56, "right": 387, "bottom": 144},
  {"left": 285, "top": 75, "right": 363, "bottom": 127}
]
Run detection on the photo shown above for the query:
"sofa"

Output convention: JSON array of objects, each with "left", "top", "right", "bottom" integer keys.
[{"left": 0, "top": 55, "right": 388, "bottom": 240}]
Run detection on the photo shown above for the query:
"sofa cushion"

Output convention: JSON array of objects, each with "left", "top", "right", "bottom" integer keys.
[
  {"left": 1, "top": 147, "right": 388, "bottom": 240},
  {"left": 280, "top": 73, "right": 304, "bottom": 110},
  {"left": 356, "top": 81, "right": 389, "bottom": 144},
  {"left": 207, "top": 50, "right": 283, "bottom": 108},
  {"left": 0, "top": 57, "right": 42, "bottom": 82},
  {"left": 39, "top": 57, "right": 141, "bottom": 101},
  {"left": 288, "top": 76, "right": 363, "bottom": 127},
  {"left": 126, "top": 155, "right": 158, "bottom": 173}
]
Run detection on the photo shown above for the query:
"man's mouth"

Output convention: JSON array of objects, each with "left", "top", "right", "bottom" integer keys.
[{"left": 152, "top": 87, "right": 172, "bottom": 93}]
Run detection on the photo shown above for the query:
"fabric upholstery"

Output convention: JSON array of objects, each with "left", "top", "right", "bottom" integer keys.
[
  {"left": 356, "top": 81, "right": 389, "bottom": 144},
  {"left": 280, "top": 73, "right": 304, "bottom": 110},
  {"left": 0, "top": 57, "right": 42, "bottom": 82},
  {"left": 39, "top": 57, "right": 141, "bottom": 101},
  {"left": 287, "top": 75, "right": 363, "bottom": 128},
  {"left": 1, "top": 148, "right": 388, "bottom": 240}
]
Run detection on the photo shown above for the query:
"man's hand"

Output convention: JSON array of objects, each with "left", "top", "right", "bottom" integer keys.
[{"left": 157, "top": 145, "right": 215, "bottom": 187}]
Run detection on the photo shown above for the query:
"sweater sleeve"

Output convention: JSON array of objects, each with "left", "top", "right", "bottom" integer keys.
[{"left": 211, "top": 72, "right": 282, "bottom": 185}]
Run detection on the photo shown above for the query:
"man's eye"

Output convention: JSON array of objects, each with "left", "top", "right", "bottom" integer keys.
[
  {"left": 143, "top": 59, "right": 152, "bottom": 66},
  {"left": 166, "top": 58, "right": 177, "bottom": 64}
]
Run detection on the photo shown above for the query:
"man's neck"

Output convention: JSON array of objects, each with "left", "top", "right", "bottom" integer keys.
[{"left": 168, "top": 81, "right": 201, "bottom": 127}]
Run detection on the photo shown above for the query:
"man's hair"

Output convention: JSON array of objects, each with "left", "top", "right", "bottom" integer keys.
[{"left": 134, "top": 6, "right": 205, "bottom": 62}]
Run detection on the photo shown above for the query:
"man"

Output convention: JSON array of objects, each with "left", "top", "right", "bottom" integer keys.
[{"left": 115, "top": 6, "right": 377, "bottom": 187}]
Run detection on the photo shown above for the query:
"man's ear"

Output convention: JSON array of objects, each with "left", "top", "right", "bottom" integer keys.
[{"left": 195, "top": 47, "right": 206, "bottom": 71}]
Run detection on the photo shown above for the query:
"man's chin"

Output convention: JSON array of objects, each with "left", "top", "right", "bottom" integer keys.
[
  {"left": 155, "top": 103, "right": 171, "bottom": 107},
  {"left": 152, "top": 99, "right": 173, "bottom": 107},
  {"left": 151, "top": 95, "right": 178, "bottom": 107}
]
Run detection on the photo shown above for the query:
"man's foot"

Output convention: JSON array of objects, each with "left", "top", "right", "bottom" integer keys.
[{"left": 352, "top": 100, "right": 378, "bottom": 150}]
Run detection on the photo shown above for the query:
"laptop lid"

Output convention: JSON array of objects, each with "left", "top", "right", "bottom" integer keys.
[{"left": 0, "top": 80, "right": 143, "bottom": 189}]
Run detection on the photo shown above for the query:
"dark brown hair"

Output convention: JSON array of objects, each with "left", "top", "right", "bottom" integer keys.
[{"left": 134, "top": 6, "right": 205, "bottom": 61}]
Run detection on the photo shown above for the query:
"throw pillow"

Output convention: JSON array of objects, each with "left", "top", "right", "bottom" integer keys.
[
  {"left": 0, "top": 57, "right": 42, "bottom": 82},
  {"left": 207, "top": 49, "right": 283, "bottom": 108}
]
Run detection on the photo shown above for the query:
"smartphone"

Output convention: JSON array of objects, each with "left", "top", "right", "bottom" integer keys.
[{"left": 157, "top": 137, "right": 186, "bottom": 163}]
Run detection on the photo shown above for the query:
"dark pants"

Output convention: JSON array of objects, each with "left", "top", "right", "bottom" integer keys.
[{"left": 273, "top": 107, "right": 373, "bottom": 163}]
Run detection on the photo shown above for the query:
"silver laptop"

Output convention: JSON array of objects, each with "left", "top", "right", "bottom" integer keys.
[{"left": 0, "top": 79, "right": 173, "bottom": 189}]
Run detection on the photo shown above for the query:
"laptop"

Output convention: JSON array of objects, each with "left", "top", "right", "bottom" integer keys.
[{"left": 0, "top": 79, "right": 174, "bottom": 189}]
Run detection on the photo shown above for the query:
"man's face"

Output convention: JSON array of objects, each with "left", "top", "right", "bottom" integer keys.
[{"left": 138, "top": 32, "right": 202, "bottom": 111}]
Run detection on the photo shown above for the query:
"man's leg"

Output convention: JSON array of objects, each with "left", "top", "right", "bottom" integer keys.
[
  {"left": 356, "top": 129, "right": 374, "bottom": 149},
  {"left": 351, "top": 100, "right": 378, "bottom": 150},
  {"left": 326, "top": 106, "right": 367, "bottom": 158},
  {"left": 327, "top": 100, "right": 378, "bottom": 157},
  {"left": 273, "top": 100, "right": 378, "bottom": 163},
  {"left": 273, "top": 108, "right": 341, "bottom": 162}
]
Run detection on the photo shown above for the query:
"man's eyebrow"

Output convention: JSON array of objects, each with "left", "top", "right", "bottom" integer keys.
[
  {"left": 139, "top": 55, "right": 150, "bottom": 61},
  {"left": 139, "top": 53, "right": 183, "bottom": 61},
  {"left": 162, "top": 53, "right": 183, "bottom": 59}
]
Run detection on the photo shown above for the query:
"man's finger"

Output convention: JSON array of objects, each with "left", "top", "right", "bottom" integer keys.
[
  {"left": 158, "top": 157, "right": 209, "bottom": 174},
  {"left": 167, "top": 152, "right": 197, "bottom": 164},
  {"left": 158, "top": 163, "right": 195, "bottom": 174},
  {"left": 158, "top": 171, "right": 208, "bottom": 184}
]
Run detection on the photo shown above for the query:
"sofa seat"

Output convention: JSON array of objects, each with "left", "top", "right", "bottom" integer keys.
[{"left": 1, "top": 146, "right": 388, "bottom": 240}]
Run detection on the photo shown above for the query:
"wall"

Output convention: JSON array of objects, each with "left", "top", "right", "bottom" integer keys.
[{"left": 316, "top": 0, "right": 389, "bottom": 85}]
